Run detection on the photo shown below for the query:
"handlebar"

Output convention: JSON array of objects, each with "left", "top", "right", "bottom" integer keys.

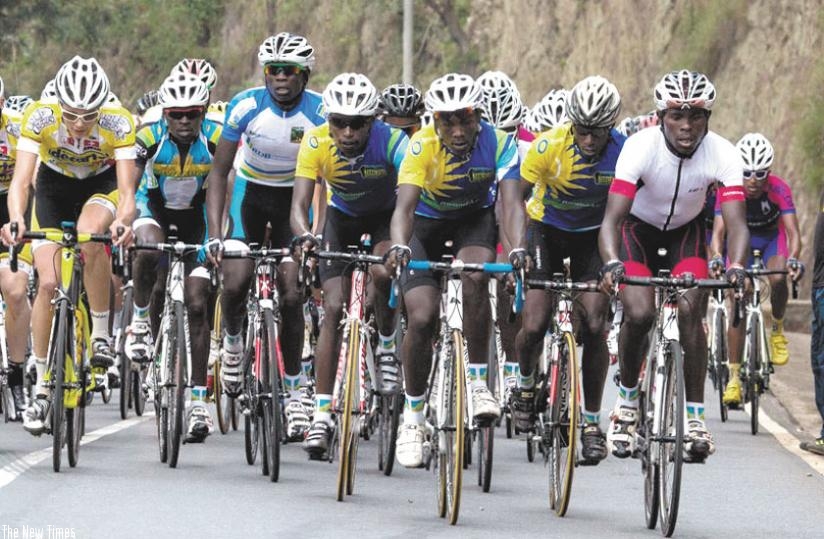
[
  {"left": 11, "top": 221, "right": 112, "bottom": 273},
  {"left": 525, "top": 278, "right": 600, "bottom": 292}
]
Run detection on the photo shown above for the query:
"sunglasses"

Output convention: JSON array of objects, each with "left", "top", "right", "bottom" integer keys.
[
  {"left": 264, "top": 63, "right": 305, "bottom": 77},
  {"left": 328, "top": 115, "right": 371, "bottom": 130},
  {"left": 572, "top": 124, "right": 610, "bottom": 138},
  {"left": 433, "top": 107, "right": 476, "bottom": 124},
  {"left": 165, "top": 107, "right": 205, "bottom": 120},
  {"left": 743, "top": 169, "right": 769, "bottom": 181},
  {"left": 61, "top": 108, "right": 100, "bottom": 124}
]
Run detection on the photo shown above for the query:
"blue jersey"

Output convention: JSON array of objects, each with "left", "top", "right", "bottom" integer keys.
[
  {"left": 222, "top": 87, "right": 325, "bottom": 187},
  {"left": 135, "top": 118, "right": 222, "bottom": 210},
  {"left": 296, "top": 120, "right": 408, "bottom": 217},
  {"left": 522, "top": 124, "right": 626, "bottom": 231},
  {"left": 398, "top": 121, "right": 520, "bottom": 219}
]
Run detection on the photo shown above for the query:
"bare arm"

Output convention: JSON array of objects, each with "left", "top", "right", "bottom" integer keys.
[
  {"left": 710, "top": 214, "right": 726, "bottom": 258},
  {"left": 2, "top": 150, "right": 38, "bottom": 243},
  {"left": 389, "top": 183, "right": 421, "bottom": 247},
  {"left": 781, "top": 212, "right": 801, "bottom": 260},
  {"left": 205, "top": 138, "right": 239, "bottom": 241},
  {"left": 290, "top": 176, "right": 316, "bottom": 237},
  {"left": 719, "top": 199, "right": 749, "bottom": 267},
  {"left": 598, "top": 192, "right": 633, "bottom": 263},
  {"left": 500, "top": 178, "right": 529, "bottom": 255}
]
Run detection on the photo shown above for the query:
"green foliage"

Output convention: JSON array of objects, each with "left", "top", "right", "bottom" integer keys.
[
  {"left": 668, "top": 0, "right": 748, "bottom": 75},
  {"left": 795, "top": 55, "right": 824, "bottom": 189}
]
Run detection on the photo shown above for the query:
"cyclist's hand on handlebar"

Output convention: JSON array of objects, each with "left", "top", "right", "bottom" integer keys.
[
  {"left": 787, "top": 257, "right": 805, "bottom": 282},
  {"left": 384, "top": 244, "right": 411, "bottom": 275},
  {"left": 291, "top": 232, "right": 319, "bottom": 259},
  {"left": 110, "top": 220, "right": 133, "bottom": 248},
  {"left": 204, "top": 237, "right": 224, "bottom": 266},
  {"left": 598, "top": 259, "right": 625, "bottom": 295},
  {"left": 725, "top": 264, "right": 749, "bottom": 291},
  {"left": 0, "top": 220, "right": 25, "bottom": 246},
  {"left": 508, "top": 247, "right": 532, "bottom": 273},
  {"left": 708, "top": 255, "right": 725, "bottom": 278}
]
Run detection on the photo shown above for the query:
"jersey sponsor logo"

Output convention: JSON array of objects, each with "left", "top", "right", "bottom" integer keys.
[
  {"left": 7, "top": 123, "right": 21, "bottom": 139},
  {"left": 537, "top": 139, "right": 549, "bottom": 154},
  {"left": 83, "top": 138, "right": 100, "bottom": 150},
  {"left": 47, "top": 146, "right": 108, "bottom": 165},
  {"left": 761, "top": 199, "right": 772, "bottom": 215},
  {"left": 99, "top": 113, "right": 133, "bottom": 141},
  {"left": 27, "top": 107, "right": 56, "bottom": 135},
  {"left": 467, "top": 167, "right": 494, "bottom": 183},
  {"left": 411, "top": 140, "right": 422, "bottom": 156},
  {"left": 308, "top": 135, "right": 319, "bottom": 149},
  {"left": 290, "top": 127, "right": 304, "bottom": 143},
  {"left": 360, "top": 165, "right": 388, "bottom": 179},
  {"left": 0, "top": 144, "right": 8, "bottom": 157},
  {"left": 594, "top": 172, "right": 614, "bottom": 186}
]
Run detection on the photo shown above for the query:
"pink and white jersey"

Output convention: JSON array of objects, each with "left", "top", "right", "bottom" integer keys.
[
  {"left": 610, "top": 127, "right": 744, "bottom": 231},
  {"left": 516, "top": 125, "right": 535, "bottom": 160}
]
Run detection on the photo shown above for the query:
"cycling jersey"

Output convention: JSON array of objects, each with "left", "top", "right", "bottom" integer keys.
[
  {"left": 713, "top": 174, "right": 795, "bottom": 232},
  {"left": 0, "top": 111, "right": 22, "bottom": 194},
  {"left": 222, "top": 86, "right": 324, "bottom": 187},
  {"left": 398, "top": 121, "right": 520, "bottom": 219},
  {"left": 522, "top": 123, "right": 626, "bottom": 231},
  {"left": 610, "top": 127, "right": 744, "bottom": 231},
  {"left": 135, "top": 118, "right": 222, "bottom": 210},
  {"left": 295, "top": 120, "right": 408, "bottom": 217},
  {"left": 17, "top": 97, "right": 136, "bottom": 179},
  {"left": 516, "top": 125, "right": 535, "bottom": 160}
]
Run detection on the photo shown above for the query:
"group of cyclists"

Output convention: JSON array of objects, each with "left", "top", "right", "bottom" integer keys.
[{"left": 0, "top": 30, "right": 806, "bottom": 480}]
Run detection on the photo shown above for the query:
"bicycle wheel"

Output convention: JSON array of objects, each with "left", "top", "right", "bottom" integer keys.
[
  {"left": 438, "top": 330, "right": 465, "bottom": 525},
  {"left": 378, "top": 391, "right": 402, "bottom": 476},
  {"left": 118, "top": 285, "right": 134, "bottom": 420},
  {"left": 154, "top": 329, "right": 169, "bottom": 463},
  {"left": 336, "top": 321, "right": 359, "bottom": 501},
  {"left": 710, "top": 306, "right": 729, "bottom": 422},
  {"left": 658, "top": 342, "right": 684, "bottom": 537},
  {"left": 548, "top": 331, "right": 579, "bottom": 517},
  {"left": 477, "top": 423, "right": 494, "bottom": 492},
  {"left": 168, "top": 303, "right": 187, "bottom": 468},
  {"left": 212, "top": 296, "right": 229, "bottom": 434},
  {"left": 243, "top": 348, "right": 260, "bottom": 465},
  {"left": 67, "top": 366, "right": 86, "bottom": 468},
  {"left": 134, "top": 365, "right": 147, "bottom": 416},
  {"left": 641, "top": 345, "right": 660, "bottom": 530},
  {"left": 748, "top": 314, "right": 761, "bottom": 436},
  {"left": 50, "top": 302, "right": 70, "bottom": 473},
  {"left": 264, "top": 309, "right": 282, "bottom": 482}
]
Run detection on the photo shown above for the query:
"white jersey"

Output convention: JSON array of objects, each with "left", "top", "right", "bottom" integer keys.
[{"left": 612, "top": 126, "right": 743, "bottom": 231}]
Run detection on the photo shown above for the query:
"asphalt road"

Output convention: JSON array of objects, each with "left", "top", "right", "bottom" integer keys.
[{"left": 1, "top": 366, "right": 822, "bottom": 539}]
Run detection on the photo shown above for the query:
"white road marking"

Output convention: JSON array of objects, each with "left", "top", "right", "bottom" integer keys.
[
  {"left": 0, "top": 415, "right": 148, "bottom": 488},
  {"left": 746, "top": 403, "right": 824, "bottom": 476}
]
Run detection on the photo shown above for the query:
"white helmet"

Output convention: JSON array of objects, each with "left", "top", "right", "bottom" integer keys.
[
  {"left": 529, "top": 89, "right": 569, "bottom": 132},
  {"left": 41, "top": 79, "right": 57, "bottom": 100},
  {"left": 736, "top": 132, "right": 774, "bottom": 171},
  {"left": 566, "top": 76, "right": 621, "bottom": 128},
  {"left": 3, "top": 95, "right": 33, "bottom": 114},
  {"left": 258, "top": 32, "right": 316, "bottom": 71},
  {"left": 171, "top": 59, "right": 217, "bottom": 90},
  {"left": 654, "top": 69, "right": 716, "bottom": 111},
  {"left": 425, "top": 73, "right": 484, "bottom": 113},
  {"left": 477, "top": 71, "right": 525, "bottom": 130},
  {"left": 0, "top": 76, "right": 4, "bottom": 98},
  {"left": 380, "top": 83, "right": 423, "bottom": 117},
  {"left": 54, "top": 56, "right": 110, "bottom": 110},
  {"left": 322, "top": 73, "right": 379, "bottom": 116},
  {"left": 158, "top": 72, "right": 210, "bottom": 108}
]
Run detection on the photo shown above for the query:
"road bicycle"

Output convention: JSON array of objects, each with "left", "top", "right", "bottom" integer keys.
[
  {"left": 524, "top": 275, "right": 598, "bottom": 517},
  {"left": 706, "top": 287, "right": 730, "bottom": 422},
  {"left": 620, "top": 271, "right": 730, "bottom": 537},
  {"left": 13, "top": 222, "right": 113, "bottom": 472},
  {"left": 211, "top": 291, "right": 239, "bottom": 435}
]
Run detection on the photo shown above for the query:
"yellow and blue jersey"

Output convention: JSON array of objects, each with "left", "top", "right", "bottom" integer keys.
[
  {"left": 522, "top": 124, "right": 626, "bottom": 231},
  {"left": 398, "top": 121, "right": 520, "bottom": 219},
  {"left": 135, "top": 118, "right": 222, "bottom": 210},
  {"left": 0, "top": 111, "right": 22, "bottom": 194},
  {"left": 295, "top": 120, "right": 408, "bottom": 217}
]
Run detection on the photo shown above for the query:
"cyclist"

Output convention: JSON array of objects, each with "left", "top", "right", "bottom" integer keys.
[
  {"left": 712, "top": 133, "right": 803, "bottom": 406},
  {"left": 291, "top": 73, "right": 409, "bottom": 456},
  {"left": 598, "top": 70, "right": 749, "bottom": 462},
  {"left": 1, "top": 56, "right": 136, "bottom": 434},
  {"left": 384, "top": 73, "right": 523, "bottom": 468},
  {"left": 127, "top": 72, "right": 221, "bottom": 442},
  {"left": 141, "top": 59, "right": 219, "bottom": 126},
  {"left": 524, "top": 88, "right": 568, "bottom": 135},
  {"left": 204, "top": 32, "right": 324, "bottom": 442},
  {"left": 510, "top": 75, "right": 624, "bottom": 465},
  {"left": 0, "top": 87, "right": 35, "bottom": 421},
  {"left": 379, "top": 83, "right": 424, "bottom": 137}
]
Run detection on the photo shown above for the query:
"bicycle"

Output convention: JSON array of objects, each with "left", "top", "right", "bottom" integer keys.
[
  {"left": 397, "top": 257, "right": 519, "bottom": 525},
  {"left": 739, "top": 249, "right": 797, "bottom": 435},
  {"left": 619, "top": 271, "right": 731, "bottom": 537},
  {"left": 223, "top": 245, "right": 291, "bottom": 482},
  {"left": 211, "top": 291, "right": 239, "bottom": 435},
  {"left": 0, "top": 254, "right": 20, "bottom": 422},
  {"left": 523, "top": 275, "right": 598, "bottom": 517},
  {"left": 706, "top": 288, "right": 730, "bottom": 422},
  {"left": 12, "top": 221, "right": 113, "bottom": 472},
  {"left": 135, "top": 234, "right": 203, "bottom": 469}
]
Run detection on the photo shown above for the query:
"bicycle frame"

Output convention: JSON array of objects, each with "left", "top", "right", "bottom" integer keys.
[
  {"left": 741, "top": 251, "right": 773, "bottom": 394},
  {"left": 155, "top": 245, "right": 193, "bottom": 405}
]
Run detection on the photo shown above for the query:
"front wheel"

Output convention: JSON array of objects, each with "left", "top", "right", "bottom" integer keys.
[
  {"left": 264, "top": 309, "right": 282, "bottom": 482},
  {"left": 658, "top": 342, "right": 684, "bottom": 537},
  {"left": 378, "top": 392, "right": 402, "bottom": 476},
  {"left": 168, "top": 303, "right": 188, "bottom": 468},
  {"left": 477, "top": 424, "right": 494, "bottom": 492},
  {"left": 748, "top": 317, "right": 761, "bottom": 436},
  {"left": 50, "top": 302, "right": 70, "bottom": 473},
  {"left": 548, "top": 331, "right": 578, "bottom": 517}
]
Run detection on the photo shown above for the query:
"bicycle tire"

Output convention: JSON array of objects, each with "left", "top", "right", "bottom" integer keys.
[
  {"left": 0, "top": 382, "right": 11, "bottom": 424},
  {"left": 712, "top": 307, "right": 729, "bottom": 423},
  {"left": 378, "top": 391, "right": 402, "bottom": 476},
  {"left": 51, "top": 302, "right": 69, "bottom": 473},
  {"left": 67, "top": 365, "right": 85, "bottom": 468},
  {"left": 134, "top": 365, "right": 147, "bottom": 416},
  {"left": 446, "top": 330, "right": 465, "bottom": 525},
  {"left": 336, "top": 320, "right": 359, "bottom": 501},
  {"left": 549, "top": 331, "right": 578, "bottom": 517},
  {"left": 243, "top": 344, "right": 260, "bottom": 465},
  {"left": 118, "top": 286, "right": 134, "bottom": 420},
  {"left": 478, "top": 423, "right": 494, "bottom": 492},
  {"left": 260, "top": 401, "right": 270, "bottom": 477},
  {"left": 748, "top": 313, "right": 760, "bottom": 436},
  {"left": 153, "top": 326, "right": 168, "bottom": 463},
  {"left": 212, "top": 296, "right": 228, "bottom": 434},
  {"left": 658, "top": 342, "right": 684, "bottom": 537},
  {"left": 264, "top": 308, "right": 282, "bottom": 482},
  {"left": 642, "top": 347, "right": 659, "bottom": 530},
  {"left": 168, "top": 302, "right": 187, "bottom": 468}
]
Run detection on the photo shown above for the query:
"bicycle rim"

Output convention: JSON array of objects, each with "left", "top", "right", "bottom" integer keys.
[
  {"left": 153, "top": 330, "right": 168, "bottom": 463},
  {"left": 243, "top": 349, "right": 260, "bottom": 465},
  {"left": 379, "top": 392, "right": 401, "bottom": 476},
  {"left": 119, "top": 286, "right": 134, "bottom": 420},
  {"left": 658, "top": 343, "right": 684, "bottom": 537},
  {"left": 713, "top": 309, "right": 728, "bottom": 423},
  {"left": 336, "top": 321, "right": 359, "bottom": 501},
  {"left": 556, "top": 332, "right": 579, "bottom": 516},
  {"left": 51, "top": 302, "right": 69, "bottom": 473},
  {"left": 168, "top": 303, "right": 186, "bottom": 468},
  {"left": 213, "top": 297, "right": 228, "bottom": 434},
  {"left": 67, "top": 364, "right": 87, "bottom": 468},
  {"left": 446, "top": 331, "right": 465, "bottom": 525},
  {"left": 264, "top": 309, "right": 281, "bottom": 482},
  {"left": 748, "top": 316, "right": 760, "bottom": 435}
]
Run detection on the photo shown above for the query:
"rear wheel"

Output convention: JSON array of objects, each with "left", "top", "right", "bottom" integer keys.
[
  {"left": 658, "top": 342, "right": 684, "bottom": 537},
  {"left": 548, "top": 331, "right": 578, "bottom": 517},
  {"left": 641, "top": 353, "right": 659, "bottom": 530}
]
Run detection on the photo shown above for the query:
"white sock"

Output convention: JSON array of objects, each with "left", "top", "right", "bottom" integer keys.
[{"left": 91, "top": 310, "right": 110, "bottom": 342}]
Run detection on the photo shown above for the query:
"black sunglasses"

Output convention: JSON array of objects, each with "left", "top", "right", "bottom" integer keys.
[
  {"left": 165, "top": 107, "right": 205, "bottom": 120},
  {"left": 328, "top": 115, "right": 371, "bottom": 130},
  {"left": 264, "top": 64, "right": 305, "bottom": 77}
]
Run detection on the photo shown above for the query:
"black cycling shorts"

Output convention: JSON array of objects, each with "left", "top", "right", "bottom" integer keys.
[
  {"left": 527, "top": 220, "right": 601, "bottom": 282},
  {"left": 32, "top": 166, "right": 117, "bottom": 231},
  {"left": 620, "top": 215, "right": 708, "bottom": 278},
  {"left": 318, "top": 206, "right": 392, "bottom": 283},
  {"left": 225, "top": 178, "right": 292, "bottom": 248}
]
